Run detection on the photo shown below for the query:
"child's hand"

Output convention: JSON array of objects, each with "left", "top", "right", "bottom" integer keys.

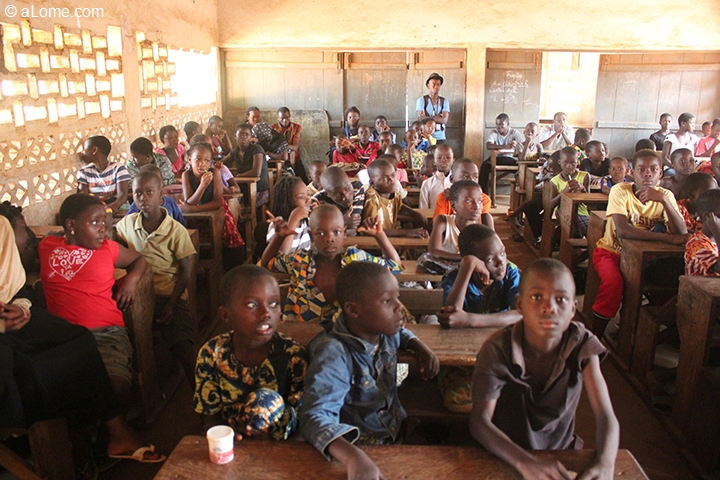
[
  {"left": 440, "top": 187, "right": 450, "bottom": 200},
  {"left": 0, "top": 301, "right": 31, "bottom": 332},
  {"left": 177, "top": 199, "right": 191, "bottom": 213},
  {"left": 288, "top": 205, "right": 309, "bottom": 225},
  {"left": 635, "top": 187, "right": 665, "bottom": 204},
  {"left": 517, "top": 457, "right": 573, "bottom": 480},
  {"left": 357, "top": 216, "right": 383, "bottom": 237},
  {"left": 578, "top": 461, "right": 613, "bottom": 480},
  {"left": 199, "top": 171, "right": 213, "bottom": 188},
  {"left": 464, "top": 255, "right": 491, "bottom": 285},
  {"left": 404, "top": 228, "right": 428, "bottom": 239},
  {"left": 349, "top": 213, "right": 362, "bottom": 229},
  {"left": 113, "top": 275, "right": 137, "bottom": 311},
  {"left": 567, "top": 179, "right": 581, "bottom": 192},
  {"left": 437, "top": 305, "right": 471, "bottom": 329},
  {"left": 409, "top": 338, "right": 440, "bottom": 381},
  {"left": 347, "top": 452, "right": 385, "bottom": 480},
  {"left": 266, "top": 212, "right": 296, "bottom": 238}
]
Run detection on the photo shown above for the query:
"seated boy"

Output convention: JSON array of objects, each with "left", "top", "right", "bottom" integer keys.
[
  {"left": 539, "top": 112, "right": 575, "bottom": 152},
  {"left": 579, "top": 140, "right": 609, "bottom": 178},
  {"left": 659, "top": 148, "right": 696, "bottom": 200},
  {"left": 355, "top": 125, "right": 380, "bottom": 163},
  {"left": 421, "top": 117, "right": 438, "bottom": 150},
  {"left": 416, "top": 153, "right": 436, "bottom": 188},
  {"left": 470, "top": 258, "right": 619, "bottom": 480},
  {"left": 591, "top": 149, "right": 687, "bottom": 338},
  {"left": 572, "top": 128, "right": 592, "bottom": 161},
  {"left": 480, "top": 113, "right": 524, "bottom": 193},
  {"left": 77, "top": 135, "right": 131, "bottom": 213},
  {"left": 377, "top": 131, "right": 394, "bottom": 152},
  {"left": 600, "top": 157, "right": 630, "bottom": 195},
  {"left": 650, "top": 113, "right": 672, "bottom": 151},
  {"left": 310, "top": 166, "right": 365, "bottom": 233},
  {"left": 362, "top": 159, "right": 427, "bottom": 238},
  {"left": 126, "top": 165, "right": 186, "bottom": 226},
  {"left": 695, "top": 118, "right": 720, "bottom": 159},
  {"left": 306, "top": 160, "right": 327, "bottom": 197},
  {"left": 438, "top": 224, "right": 522, "bottom": 329},
  {"left": 380, "top": 149, "right": 410, "bottom": 194},
  {"left": 549, "top": 147, "right": 591, "bottom": 237},
  {"left": 517, "top": 122, "right": 542, "bottom": 162},
  {"left": 261, "top": 204, "right": 404, "bottom": 325},
  {"left": 194, "top": 265, "right": 308, "bottom": 440},
  {"left": 635, "top": 139, "right": 656, "bottom": 152},
  {"left": 676, "top": 172, "right": 718, "bottom": 233},
  {"left": 126, "top": 137, "right": 175, "bottom": 186},
  {"left": 432, "top": 158, "right": 493, "bottom": 230},
  {"left": 300, "top": 262, "right": 439, "bottom": 479},
  {"left": 685, "top": 189, "right": 720, "bottom": 276},
  {"left": 419, "top": 144, "right": 454, "bottom": 210},
  {"left": 115, "top": 171, "right": 197, "bottom": 387},
  {"left": 332, "top": 134, "right": 360, "bottom": 165}
]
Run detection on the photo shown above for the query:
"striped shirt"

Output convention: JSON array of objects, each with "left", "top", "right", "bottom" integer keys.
[{"left": 77, "top": 162, "right": 131, "bottom": 201}]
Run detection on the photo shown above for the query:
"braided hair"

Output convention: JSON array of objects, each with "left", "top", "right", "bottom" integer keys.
[{"left": 272, "top": 175, "right": 304, "bottom": 221}]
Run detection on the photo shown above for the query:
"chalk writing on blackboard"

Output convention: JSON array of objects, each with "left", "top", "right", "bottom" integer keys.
[{"left": 489, "top": 71, "right": 529, "bottom": 104}]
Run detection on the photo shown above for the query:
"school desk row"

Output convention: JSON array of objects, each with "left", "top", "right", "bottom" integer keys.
[{"left": 154, "top": 436, "right": 650, "bottom": 479}]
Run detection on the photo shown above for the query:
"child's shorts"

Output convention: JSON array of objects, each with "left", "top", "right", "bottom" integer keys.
[
  {"left": 238, "top": 388, "right": 296, "bottom": 439},
  {"left": 90, "top": 326, "right": 133, "bottom": 384},
  {"left": 153, "top": 297, "right": 195, "bottom": 349},
  {"left": 438, "top": 366, "right": 473, "bottom": 414}
]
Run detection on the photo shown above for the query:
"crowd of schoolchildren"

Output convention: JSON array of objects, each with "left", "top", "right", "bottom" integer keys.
[{"left": 4, "top": 68, "right": 720, "bottom": 478}]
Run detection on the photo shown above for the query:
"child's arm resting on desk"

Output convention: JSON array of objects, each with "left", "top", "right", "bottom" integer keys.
[
  {"left": 579, "top": 355, "right": 619, "bottom": 480},
  {"left": 438, "top": 256, "right": 522, "bottom": 328},
  {"left": 402, "top": 328, "right": 439, "bottom": 381},
  {"left": 470, "top": 345, "right": 574, "bottom": 480},
  {"left": 113, "top": 245, "right": 146, "bottom": 310}
]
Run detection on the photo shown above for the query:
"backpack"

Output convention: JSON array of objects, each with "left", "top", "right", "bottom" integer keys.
[{"left": 423, "top": 95, "right": 446, "bottom": 132}]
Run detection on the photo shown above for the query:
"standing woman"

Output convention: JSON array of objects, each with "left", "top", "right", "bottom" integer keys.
[{"left": 416, "top": 73, "right": 450, "bottom": 144}]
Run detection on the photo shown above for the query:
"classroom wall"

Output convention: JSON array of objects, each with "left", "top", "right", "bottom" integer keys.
[
  {"left": 0, "top": 0, "right": 220, "bottom": 224},
  {"left": 217, "top": 0, "right": 720, "bottom": 161}
]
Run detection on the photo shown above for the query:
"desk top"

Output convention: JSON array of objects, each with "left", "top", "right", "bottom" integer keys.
[
  {"left": 182, "top": 209, "right": 224, "bottom": 219},
  {"left": 414, "top": 208, "right": 434, "bottom": 219},
  {"left": 154, "top": 436, "right": 648, "bottom": 480},
  {"left": 679, "top": 275, "right": 720, "bottom": 296},
  {"left": 277, "top": 322, "right": 495, "bottom": 367},
  {"left": 272, "top": 260, "right": 441, "bottom": 284},
  {"left": 620, "top": 238, "right": 685, "bottom": 255},
  {"left": 560, "top": 192, "right": 608, "bottom": 202},
  {"left": 344, "top": 235, "right": 429, "bottom": 249}
]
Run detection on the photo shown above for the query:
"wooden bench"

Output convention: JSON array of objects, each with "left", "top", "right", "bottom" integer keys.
[
  {"left": 630, "top": 302, "right": 677, "bottom": 386},
  {"left": 488, "top": 150, "right": 519, "bottom": 208},
  {"left": 154, "top": 436, "right": 650, "bottom": 480},
  {"left": 234, "top": 176, "right": 261, "bottom": 261},
  {"left": 684, "top": 366, "right": 720, "bottom": 474},
  {"left": 580, "top": 210, "right": 606, "bottom": 330},
  {"left": 539, "top": 182, "right": 558, "bottom": 258},
  {"left": 0, "top": 419, "right": 74, "bottom": 480},
  {"left": 510, "top": 160, "right": 539, "bottom": 213}
]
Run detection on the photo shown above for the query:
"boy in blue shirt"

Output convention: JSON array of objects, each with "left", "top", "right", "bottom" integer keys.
[
  {"left": 438, "top": 224, "right": 522, "bottom": 329},
  {"left": 300, "top": 262, "right": 439, "bottom": 480}
]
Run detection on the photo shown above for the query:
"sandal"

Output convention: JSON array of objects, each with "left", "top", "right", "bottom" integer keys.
[{"left": 108, "top": 444, "right": 166, "bottom": 463}]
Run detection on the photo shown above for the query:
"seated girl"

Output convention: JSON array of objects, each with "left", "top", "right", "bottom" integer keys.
[
  {"left": 190, "top": 134, "right": 239, "bottom": 195},
  {"left": 181, "top": 142, "right": 244, "bottom": 255},
  {"left": 265, "top": 175, "right": 311, "bottom": 254},
  {"left": 155, "top": 125, "right": 186, "bottom": 175},
  {"left": 205, "top": 116, "right": 233, "bottom": 159},
  {"left": 128, "top": 137, "right": 175, "bottom": 185}
]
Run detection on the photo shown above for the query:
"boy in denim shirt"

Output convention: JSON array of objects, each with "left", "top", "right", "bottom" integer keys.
[{"left": 300, "top": 262, "right": 439, "bottom": 479}]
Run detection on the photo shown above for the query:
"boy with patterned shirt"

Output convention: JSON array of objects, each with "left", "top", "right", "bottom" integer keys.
[
  {"left": 685, "top": 189, "right": 720, "bottom": 277},
  {"left": 591, "top": 150, "right": 687, "bottom": 338}
]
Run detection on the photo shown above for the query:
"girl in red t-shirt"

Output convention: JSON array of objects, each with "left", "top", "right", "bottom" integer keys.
[{"left": 39, "top": 193, "right": 146, "bottom": 410}]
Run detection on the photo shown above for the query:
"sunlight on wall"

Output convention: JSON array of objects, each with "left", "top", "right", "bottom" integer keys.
[
  {"left": 169, "top": 47, "right": 218, "bottom": 108},
  {"left": 540, "top": 52, "right": 600, "bottom": 127}
]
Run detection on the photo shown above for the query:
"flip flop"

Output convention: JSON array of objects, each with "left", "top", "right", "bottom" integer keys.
[{"left": 108, "top": 444, "right": 166, "bottom": 463}]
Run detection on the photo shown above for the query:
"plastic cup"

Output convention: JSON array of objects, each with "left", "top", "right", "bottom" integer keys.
[{"left": 206, "top": 425, "right": 234, "bottom": 464}]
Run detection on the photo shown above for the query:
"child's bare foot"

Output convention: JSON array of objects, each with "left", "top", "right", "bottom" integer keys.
[{"left": 105, "top": 416, "right": 165, "bottom": 462}]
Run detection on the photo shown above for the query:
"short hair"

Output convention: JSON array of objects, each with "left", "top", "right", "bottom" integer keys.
[
  {"left": 574, "top": 128, "right": 591, "bottom": 143},
  {"left": 207, "top": 115, "right": 223, "bottom": 125},
  {"left": 183, "top": 121, "right": 200, "bottom": 139},
  {"left": 519, "top": 258, "right": 574, "bottom": 295},
  {"left": 246, "top": 106, "right": 260, "bottom": 116},
  {"left": 410, "top": 121, "right": 422, "bottom": 128},
  {"left": 683, "top": 172, "right": 716, "bottom": 196},
  {"left": 525, "top": 121, "right": 539, "bottom": 129},
  {"left": 129, "top": 137, "right": 154, "bottom": 156},
  {"left": 236, "top": 123, "right": 252, "bottom": 134},
  {"left": 344, "top": 106, "right": 360, "bottom": 119},
  {"left": 86, "top": 135, "right": 111, "bottom": 156},
  {"left": 702, "top": 121, "right": 711, "bottom": 129},
  {"left": 0, "top": 201, "right": 24, "bottom": 228},
  {"left": 220, "top": 265, "right": 276, "bottom": 307},
  {"left": 696, "top": 189, "right": 720, "bottom": 216},
  {"left": 610, "top": 156, "right": 629, "bottom": 168},
  {"left": 659, "top": 113, "right": 672, "bottom": 121},
  {"left": 320, "top": 165, "right": 349, "bottom": 191},
  {"left": 421, "top": 117, "right": 436, "bottom": 125},
  {"left": 190, "top": 133, "right": 211, "bottom": 145},
  {"left": 277, "top": 106, "right": 290, "bottom": 115},
  {"left": 422, "top": 153, "right": 434, "bottom": 165},
  {"left": 308, "top": 160, "right": 327, "bottom": 170},
  {"left": 133, "top": 169, "right": 163, "bottom": 189},
  {"left": 375, "top": 115, "right": 387, "bottom": 122},
  {"left": 559, "top": 146, "right": 578, "bottom": 160},
  {"left": 367, "top": 158, "right": 393, "bottom": 178},
  {"left": 451, "top": 158, "right": 476, "bottom": 176},
  {"left": 584, "top": 140, "right": 603, "bottom": 153},
  {"left": 158, "top": 125, "right": 177, "bottom": 141},
  {"left": 386, "top": 144, "right": 403, "bottom": 155},
  {"left": 138, "top": 163, "right": 162, "bottom": 177},
  {"left": 496, "top": 113, "right": 509, "bottom": 123},
  {"left": 632, "top": 149, "right": 661, "bottom": 168},
  {"left": 635, "top": 139, "right": 656, "bottom": 151},
  {"left": 309, "top": 203, "right": 342, "bottom": 228},
  {"left": 553, "top": 112, "right": 568, "bottom": 121},
  {"left": 336, "top": 261, "right": 390, "bottom": 309},
  {"left": 378, "top": 131, "right": 393, "bottom": 138},
  {"left": 376, "top": 154, "right": 397, "bottom": 166},
  {"left": 458, "top": 223, "right": 497, "bottom": 257},
  {"left": 59, "top": 193, "right": 103, "bottom": 228},
  {"left": 678, "top": 112, "right": 695, "bottom": 126},
  {"left": 713, "top": 118, "right": 720, "bottom": 128},
  {"left": 449, "top": 180, "right": 481, "bottom": 203},
  {"left": 670, "top": 148, "right": 693, "bottom": 165},
  {"left": 187, "top": 142, "right": 213, "bottom": 158}
]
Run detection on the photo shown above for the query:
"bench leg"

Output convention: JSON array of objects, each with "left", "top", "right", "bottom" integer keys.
[{"left": 28, "top": 418, "right": 75, "bottom": 480}]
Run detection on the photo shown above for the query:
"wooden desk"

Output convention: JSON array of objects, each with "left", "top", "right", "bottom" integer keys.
[
  {"left": 405, "top": 186, "right": 421, "bottom": 208},
  {"left": 557, "top": 192, "right": 608, "bottom": 268},
  {"left": 183, "top": 209, "right": 224, "bottom": 263},
  {"left": 522, "top": 167, "right": 542, "bottom": 248},
  {"left": 345, "top": 235, "right": 429, "bottom": 250},
  {"left": 155, "top": 436, "right": 649, "bottom": 480},
  {"left": 413, "top": 208, "right": 434, "bottom": 220},
  {"left": 277, "top": 322, "right": 494, "bottom": 367},
  {"left": 673, "top": 276, "right": 720, "bottom": 429},
  {"left": 581, "top": 211, "right": 607, "bottom": 326},
  {"left": 617, "top": 238, "right": 685, "bottom": 367},
  {"left": 234, "top": 177, "right": 261, "bottom": 259},
  {"left": 272, "top": 260, "right": 441, "bottom": 284}
]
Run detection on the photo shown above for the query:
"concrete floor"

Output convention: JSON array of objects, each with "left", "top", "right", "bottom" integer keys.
[{"left": 1, "top": 187, "right": 700, "bottom": 479}]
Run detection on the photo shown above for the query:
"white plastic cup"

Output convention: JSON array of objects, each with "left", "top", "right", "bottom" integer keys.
[{"left": 206, "top": 425, "right": 234, "bottom": 464}]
